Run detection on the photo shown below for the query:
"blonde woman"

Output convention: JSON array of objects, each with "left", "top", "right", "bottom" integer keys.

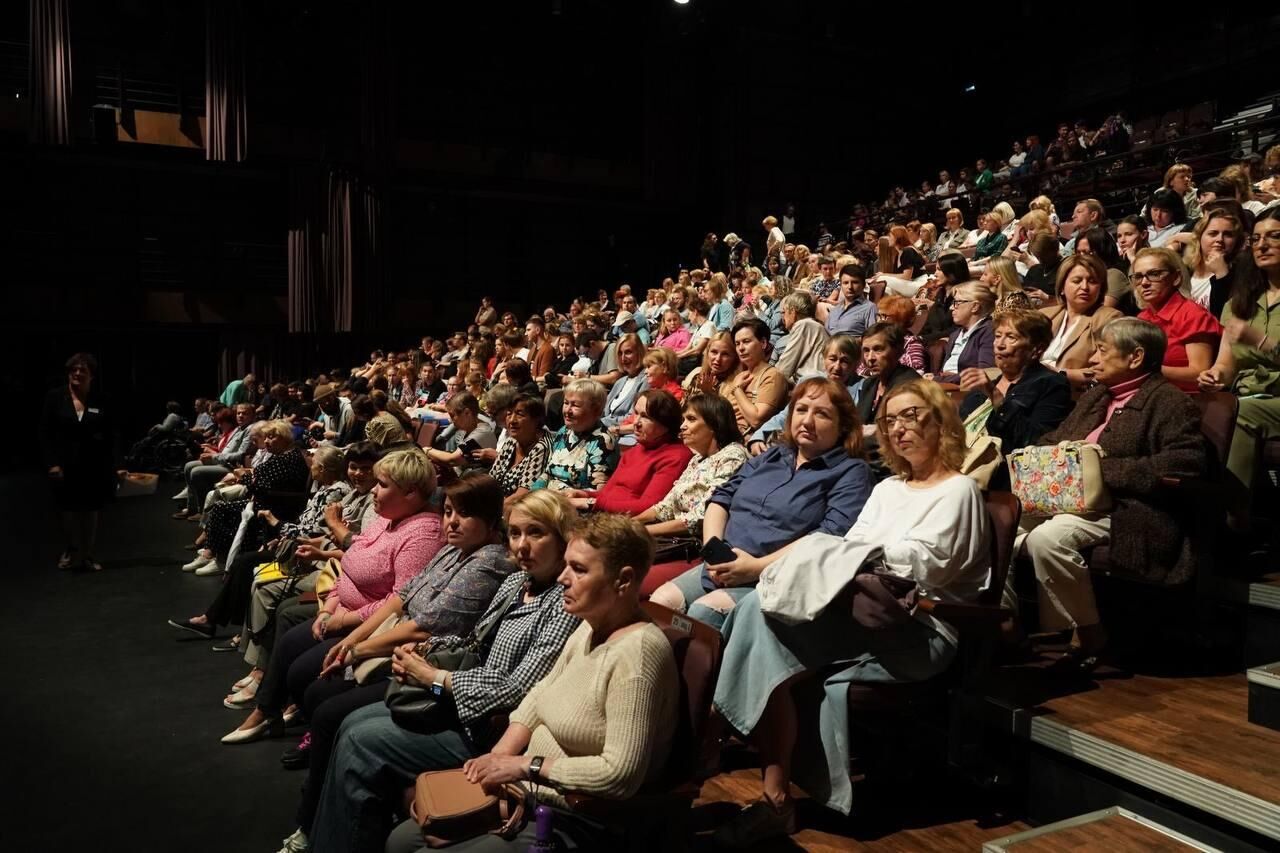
[
  {"left": 1028, "top": 195, "right": 1060, "bottom": 232},
  {"left": 1182, "top": 210, "right": 1247, "bottom": 314},
  {"left": 919, "top": 223, "right": 939, "bottom": 262},
  {"left": 981, "top": 256, "right": 1033, "bottom": 310},
  {"left": 991, "top": 201, "right": 1019, "bottom": 242},
  {"left": 937, "top": 209, "right": 970, "bottom": 252}
]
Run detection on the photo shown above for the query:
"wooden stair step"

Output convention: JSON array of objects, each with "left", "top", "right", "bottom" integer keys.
[{"left": 983, "top": 807, "right": 1215, "bottom": 852}]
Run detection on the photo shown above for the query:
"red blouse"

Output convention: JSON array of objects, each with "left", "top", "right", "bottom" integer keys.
[
  {"left": 1138, "top": 290, "right": 1221, "bottom": 393},
  {"left": 592, "top": 439, "right": 693, "bottom": 515}
]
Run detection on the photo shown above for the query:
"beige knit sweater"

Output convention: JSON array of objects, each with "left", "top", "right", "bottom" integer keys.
[{"left": 511, "top": 620, "right": 678, "bottom": 802}]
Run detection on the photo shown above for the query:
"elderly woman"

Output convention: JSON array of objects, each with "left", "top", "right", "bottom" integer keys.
[
  {"left": 936, "top": 209, "right": 971, "bottom": 253},
  {"left": 722, "top": 318, "right": 790, "bottom": 437},
  {"left": 1198, "top": 209, "right": 1280, "bottom": 530},
  {"left": 959, "top": 308, "right": 1073, "bottom": 452},
  {"left": 219, "top": 450, "right": 445, "bottom": 744},
  {"left": 710, "top": 380, "right": 992, "bottom": 844},
  {"left": 1146, "top": 188, "right": 1189, "bottom": 248},
  {"left": 175, "top": 402, "right": 254, "bottom": 521},
  {"left": 1182, "top": 210, "right": 1247, "bottom": 316},
  {"left": 751, "top": 336, "right": 863, "bottom": 453},
  {"left": 566, "top": 389, "right": 692, "bottom": 516},
  {"left": 528, "top": 379, "right": 619, "bottom": 494},
  {"left": 1040, "top": 254, "right": 1124, "bottom": 390},
  {"left": 489, "top": 395, "right": 553, "bottom": 512},
  {"left": 197, "top": 419, "right": 309, "bottom": 575},
  {"left": 1016, "top": 319, "right": 1206, "bottom": 673},
  {"left": 651, "top": 377, "right": 873, "bottom": 629},
  {"left": 301, "top": 491, "right": 582, "bottom": 853},
  {"left": 1133, "top": 247, "right": 1222, "bottom": 392},
  {"left": 600, "top": 334, "right": 648, "bottom": 428},
  {"left": 933, "top": 282, "right": 996, "bottom": 383},
  {"left": 385, "top": 513, "right": 679, "bottom": 853},
  {"left": 269, "top": 474, "right": 516, "bottom": 851},
  {"left": 684, "top": 330, "right": 740, "bottom": 396}
]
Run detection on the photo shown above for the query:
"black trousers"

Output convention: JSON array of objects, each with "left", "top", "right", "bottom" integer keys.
[
  {"left": 295, "top": 679, "right": 389, "bottom": 832},
  {"left": 204, "top": 547, "right": 272, "bottom": 627},
  {"left": 256, "top": 620, "right": 345, "bottom": 716}
]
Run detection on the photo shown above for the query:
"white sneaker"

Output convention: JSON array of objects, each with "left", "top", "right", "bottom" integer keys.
[
  {"left": 194, "top": 560, "right": 224, "bottom": 577},
  {"left": 172, "top": 488, "right": 189, "bottom": 501},
  {"left": 276, "top": 828, "right": 309, "bottom": 853},
  {"left": 182, "top": 551, "right": 214, "bottom": 573}
]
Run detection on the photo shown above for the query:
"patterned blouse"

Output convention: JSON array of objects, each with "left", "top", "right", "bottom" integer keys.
[
  {"left": 651, "top": 443, "right": 751, "bottom": 535},
  {"left": 489, "top": 431, "right": 554, "bottom": 496},
  {"left": 277, "top": 480, "right": 352, "bottom": 541},
  {"left": 398, "top": 543, "right": 515, "bottom": 637},
  {"left": 530, "top": 423, "right": 619, "bottom": 492}
]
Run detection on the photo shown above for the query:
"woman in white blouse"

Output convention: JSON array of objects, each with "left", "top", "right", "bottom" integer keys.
[{"left": 635, "top": 394, "right": 749, "bottom": 539}]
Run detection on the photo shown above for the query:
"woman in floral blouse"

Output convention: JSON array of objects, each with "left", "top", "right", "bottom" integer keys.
[
  {"left": 489, "top": 395, "right": 554, "bottom": 513},
  {"left": 635, "top": 393, "right": 748, "bottom": 539},
  {"left": 528, "top": 379, "right": 618, "bottom": 494}
]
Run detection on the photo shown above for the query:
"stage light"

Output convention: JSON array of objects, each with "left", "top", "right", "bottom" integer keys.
[
  {"left": 964, "top": 83, "right": 977, "bottom": 93},
  {"left": 674, "top": 0, "right": 690, "bottom": 5}
]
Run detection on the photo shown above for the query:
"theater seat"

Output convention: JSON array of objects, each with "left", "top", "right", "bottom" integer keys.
[{"left": 642, "top": 558, "right": 701, "bottom": 598}]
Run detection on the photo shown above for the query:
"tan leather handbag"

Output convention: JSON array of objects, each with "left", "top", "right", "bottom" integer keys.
[{"left": 410, "top": 769, "right": 527, "bottom": 847}]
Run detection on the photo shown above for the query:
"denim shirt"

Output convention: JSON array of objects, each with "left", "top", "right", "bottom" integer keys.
[{"left": 711, "top": 442, "right": 872, "bottom": 557}]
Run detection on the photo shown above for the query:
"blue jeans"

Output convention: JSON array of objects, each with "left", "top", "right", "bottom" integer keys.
[
  {"left": 668, "top": 564, "right": 754, "bottom": 631},
  {"left": 309, "top": 703, "right": 479, "bottom": 853}
]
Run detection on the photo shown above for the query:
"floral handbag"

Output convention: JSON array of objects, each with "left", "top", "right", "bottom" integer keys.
[{"left": 1008, "top": 441, "right": 1111, "bottom": 517}]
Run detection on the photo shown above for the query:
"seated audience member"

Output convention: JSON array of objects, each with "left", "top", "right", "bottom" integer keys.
[
  {"left": 487, "top": 395, "right": 553, "bottom": 512},
  {"left": 875, "top": 295, "right": 926, "bottom": 371},
  {"left": 675, "top": 295, "right": 716, "bottom": 372},
  {"left": 774, "top": 290, "right": 831, "bottom": 383},
  {"left": 1040, "top": 254, "right": 1124, "bottom": 389},
  {"left": 1074, "top": 227, "right": 1135, "bottom": 311},
  {"left": 567, "top": 390, "right": 692, "bottom": 514},
  {"left": 653, "top": 309, "right": 692, "bottom": 352},
  {"left": 919, "top": 222, "right": 939, "bottom": 262},
  {"left": 706, "top": 274, "right": 737, "bottom": 331},
  {"left": 497, "top": 359, "right": 540, "bottom": 399},
  {"left": 215, "top": 450, "right": 443, "bottom": 747},
  {"left": 959, "top": 308, "right": 1072, "bottom": 451},
  {"left": 529, "top": 379, "right": 619, "bottom": 493},
  {"left": 750, "top": 336, "right": 862, "bottom": 453},
  {"left": 872, "top": 230, "right": 927, "bottom": 299},
  {"left": 600, "top": 334, "right": 649, "bottom": 428},
  {"left": 825, "top": 264, "right": 879, "bottom": 336},
  {"left": 635, "top": 393, "right": 749, "bottom": 545},
  {"left": 683, "top": 330, "right": 740, "bottom": 397},
  {"left": 973, "top": 213, "right": 1010, "bottom": 261},
  {"left": 1020, "top": 233, "right": 1064, "bottom": 303},
  {"left": 933, "top": 283, "right": 996, "bottom": 383},
  {"left": 936, "top": 208, "right": 970, "bottom": 253},
  {"left": 1115, "top": 214, "right": 1149, "bottom": 272},
  {"left": 710, "top": 379, "right": 992, "bottom": 845},
  {"left": 541, "top": 332, "right": 579, "bottom": 390},
  {"left": 197, "top": 419, "right": 309, "bottom": 574},
  {"left": 640, "top": 346, "right": 683, "bottom": 403},
  {"left": 853, "top": 323, "right": 922, "bottom": 477},
  {"left": 154, "top": 401, "right": 186, "bottom": 433},
  {"left": 312, "top": 384, "right": 354, "bottom": 446},
  {"left": 384, "top": 513, "right": 679, "bottom": 853},
  {"left": 1182, "top": 210, "right": 1247, "bottom": 316},
  {"left": 722, "top": 318, "right": 790, "bottom": 437},
  {"left": 1133, "top": 247, "right": 1222, "bottom": 392},
  {"left": 428, "top": 393, "right": 498, "bottom": 470},
  {"left": 304, "top": 491, "right": 581, "bottom": 853},
  {"left": 1146, "top": 188, "right": 1189, "bottom": 248},
  {"left": 175, "top": 403, "right": 254, "bottom": 521},
  {"left": 650, "top": 377, "right": 872, "bottom": 629},
  {"left": 918, "top": 254, "right": 972, "bottom": 343},
  {"left": 980, "top": 256, "right": 1032, "bottom": 310},
  {"left": 270, "top": 474, "right": 515, "bottom": 851},
  {"left": 1198, "top": 209, "right": 1280, "bottom": 529},
  {"left": 1015, "top": 319, "right": 1205, "bottom": 673},
  {"left": 807, "top": 255, "right": 841, "bottom": 305}
]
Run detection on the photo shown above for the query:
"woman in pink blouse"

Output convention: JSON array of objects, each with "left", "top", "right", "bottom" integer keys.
[
  {"left": 653, "top": 309, "right": 692, "bottom": 352},
  {"left": 222, "top": 449, "right": 444, "bottom": 743}
]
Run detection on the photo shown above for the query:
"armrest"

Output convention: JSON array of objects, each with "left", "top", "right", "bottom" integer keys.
[
  {"left": 298, "top": 591, "right": 318, "bottom": 604},
  {"left": 916, "top": 599, "right": 1010, "bottom": 633}
]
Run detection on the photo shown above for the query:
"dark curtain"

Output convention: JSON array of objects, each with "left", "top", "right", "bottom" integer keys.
[
  {"left": 205, "top": 0, "right": 248, "bottom": 161},
  {"left": 28, "top": 0, "right": 73, "bottom": 145}
]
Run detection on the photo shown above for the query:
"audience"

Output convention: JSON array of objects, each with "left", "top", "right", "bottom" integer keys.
[
  {"left": 1133, "top": 247, "right": 1223, "bottom": 392},
  {"left": 528, "top": 379, "right": 619, "bottom": 494},
  {"left": 933, "top": 282, "right": 997, "bottom": 383},
  {"left": 825, "top": 264, "right": 879, "bottom": 337},
  {"left": 1039, "top": 254, "right": 1124, "bottom": 389},
  {"left": 722, "top": 318, "right": 789, "bottom": 437}
]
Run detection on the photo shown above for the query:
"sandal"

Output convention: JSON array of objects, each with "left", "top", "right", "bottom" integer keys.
[
  {"left": 231, "top": 671, "right": 259, "bottom": 691},
  {"left": 57, "top": 550, "right": 76, "bottom": 570}
]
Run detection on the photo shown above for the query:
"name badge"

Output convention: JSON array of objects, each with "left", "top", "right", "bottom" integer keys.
[{"left": 88, "top": 407, "right": 101, "bottom": 414}]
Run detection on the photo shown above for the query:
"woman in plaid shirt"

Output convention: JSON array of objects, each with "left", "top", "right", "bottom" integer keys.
[{"left": 302, "top": 491, "right": 581, "bottom": 853}]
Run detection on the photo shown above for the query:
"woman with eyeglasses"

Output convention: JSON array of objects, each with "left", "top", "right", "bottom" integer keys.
[
  {"left": 931, "top": 282, "right": 996, "bottom": 383},
  {"left": 1198, "top": 209, "right": 1280, "bottom": 530},
  {"left": 1133, "top": 247, "right": 1222, "bottom": 392},
  {"left": 707, "top": 380, "right": 991, "bottom": 846}
]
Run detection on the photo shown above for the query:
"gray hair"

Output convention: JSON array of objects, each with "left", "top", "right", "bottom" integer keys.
[
  {"left": 482, "top": 384, "right": 519, "bottom": 418},
  {"left": 564, "top": 378, "right": 607, "bottom": 412},
  {"left": 311, "top": 445, "right": 346, "bottom": 480},
  {"left": 782, "top": 290, "right": 816, "bottom": 319},
  {"left": 1100, "top": 318, "right": 1166, "bottom": 372}
]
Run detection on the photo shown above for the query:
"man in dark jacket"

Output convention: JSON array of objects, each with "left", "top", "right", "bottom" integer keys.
[
  {"left": 855, "top": 322, "right": 921, "bottom": 480},
  {"left": 1015, "top": 318, "right": 1205, "bottom": 671}
]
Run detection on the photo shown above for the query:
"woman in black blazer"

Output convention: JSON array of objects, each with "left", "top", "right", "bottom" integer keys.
[{"left": 40, "top": 353, "right": 119, "bottom": 571}]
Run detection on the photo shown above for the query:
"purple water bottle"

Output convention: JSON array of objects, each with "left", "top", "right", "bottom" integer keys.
[{"left": 526, "top": 805, "right": 555, "bottom": 852}]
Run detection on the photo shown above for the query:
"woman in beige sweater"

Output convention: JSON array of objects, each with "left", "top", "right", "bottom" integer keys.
[{"left": 386, "top": 513, "right": 678, "bottom": 853}]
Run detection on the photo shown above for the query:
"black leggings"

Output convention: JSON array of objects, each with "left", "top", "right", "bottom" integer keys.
[
  {"left": 204, "top": 547, "right": 272, "bottom": 626},
  {"left": 295, "top": 679, "right": 388, "bottom": 832},
  {"left": 256, "top": 620, "right": 345, "bottom": 716}
]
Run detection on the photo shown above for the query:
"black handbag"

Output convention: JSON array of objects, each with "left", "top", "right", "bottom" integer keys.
[
  {"left": 652, "top": 535, "right": 700, "bottom": 564},
  {"left": 386, "top": 583, "right": 524, "bottom": 733}
]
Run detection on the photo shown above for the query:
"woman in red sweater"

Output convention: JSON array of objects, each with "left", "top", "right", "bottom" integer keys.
[{"left": 565, "top": 390, "right": 692, "bottom": 514}]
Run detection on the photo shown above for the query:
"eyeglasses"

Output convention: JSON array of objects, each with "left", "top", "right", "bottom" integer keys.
[
  {"left": 877, "top": 406, "right": 926, "bottom": 431},
  {"left": 951, "top": 299, "right": 975, "bottom": 307},
  {"left": 1248, "top": 231, "right": 1280, "bottom": 247},
  {"left": 1128, "top": 269, "right": 1174, "bottom": 284}
]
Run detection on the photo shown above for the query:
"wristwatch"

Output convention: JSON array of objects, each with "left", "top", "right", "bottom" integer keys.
[
  {"left": 528, "top": 756, "right": 545, "bottom": 781},
  {"left": 430, "top": 672, "right": 447, "bottom": 697}
]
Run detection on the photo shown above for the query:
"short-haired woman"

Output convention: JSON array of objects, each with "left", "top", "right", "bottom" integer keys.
[
  {"left": 1146, "top": 188, "right": 1189, "bottom": 247},
  {"left": 528, "top": 379, "right": 619, "bottom": 494},
  {"left": 722, "top": 318, "right": 789, "bottom": 436},
  {"left": 1040, "top": 254, "right": 1123, "bottom": 389},
  {"left": 709, "top": 379, "right": 991, "bottom": 845},
  {"left": 936, "top": 209, "right": 970, "bottom": 253},
  {"left": 488, "top": 395, "right": 553, "bottom": 514},
  {"left": 974, "top": 212, "right": 1010, "bottom": 261},
  {"left": 641, "top": 346, "right": 684, "bottom": 402},
  {"left": 874, "top": 295, "right": 926, "bottom": 371},
  {"left": 429, "top": 393, "right": 498, "bottom": 469},
  {"left": 1133, "top": 247, "right": 1222, "bottom": 392},
  {"left": 304, "top": 491, "right": 582, "bottom": 853},
  {"left": 932, "top": 282, "right": 997, "bottom": 383},
  {"left": 651, "top": 377, "right": 873, "bottom": 629},
  {"left": 385, "top": 513, "right": 679, "bottom": 853}
]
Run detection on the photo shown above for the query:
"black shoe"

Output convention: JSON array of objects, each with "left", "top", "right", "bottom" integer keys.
[
  {"left": 167, "top": 617, "right": 215, "bottom": 639},
  {"left": 281, "top": 733, "right": 312, "bottom": 770},
  {"left": 211, "top": 638, "right": 240, "bottom": 653}
]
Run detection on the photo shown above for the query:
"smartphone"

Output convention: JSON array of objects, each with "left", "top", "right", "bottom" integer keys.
[
  {"left": 461, "top": 438, "right": 482, "bottom": 455},
  {"left": 701, "top": 536, "right": 736, "bottom": 566}
]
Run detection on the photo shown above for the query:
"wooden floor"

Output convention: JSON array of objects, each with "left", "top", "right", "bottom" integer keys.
[
  {"left": 993, "top": 667, "right": 1280, "bottom": 810},
  {"left": 987, "top": 809, "right": 1205, "bottom": 852},
  {"left": 692, "top": 766, "right": 1028, "bottom": 851}
]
